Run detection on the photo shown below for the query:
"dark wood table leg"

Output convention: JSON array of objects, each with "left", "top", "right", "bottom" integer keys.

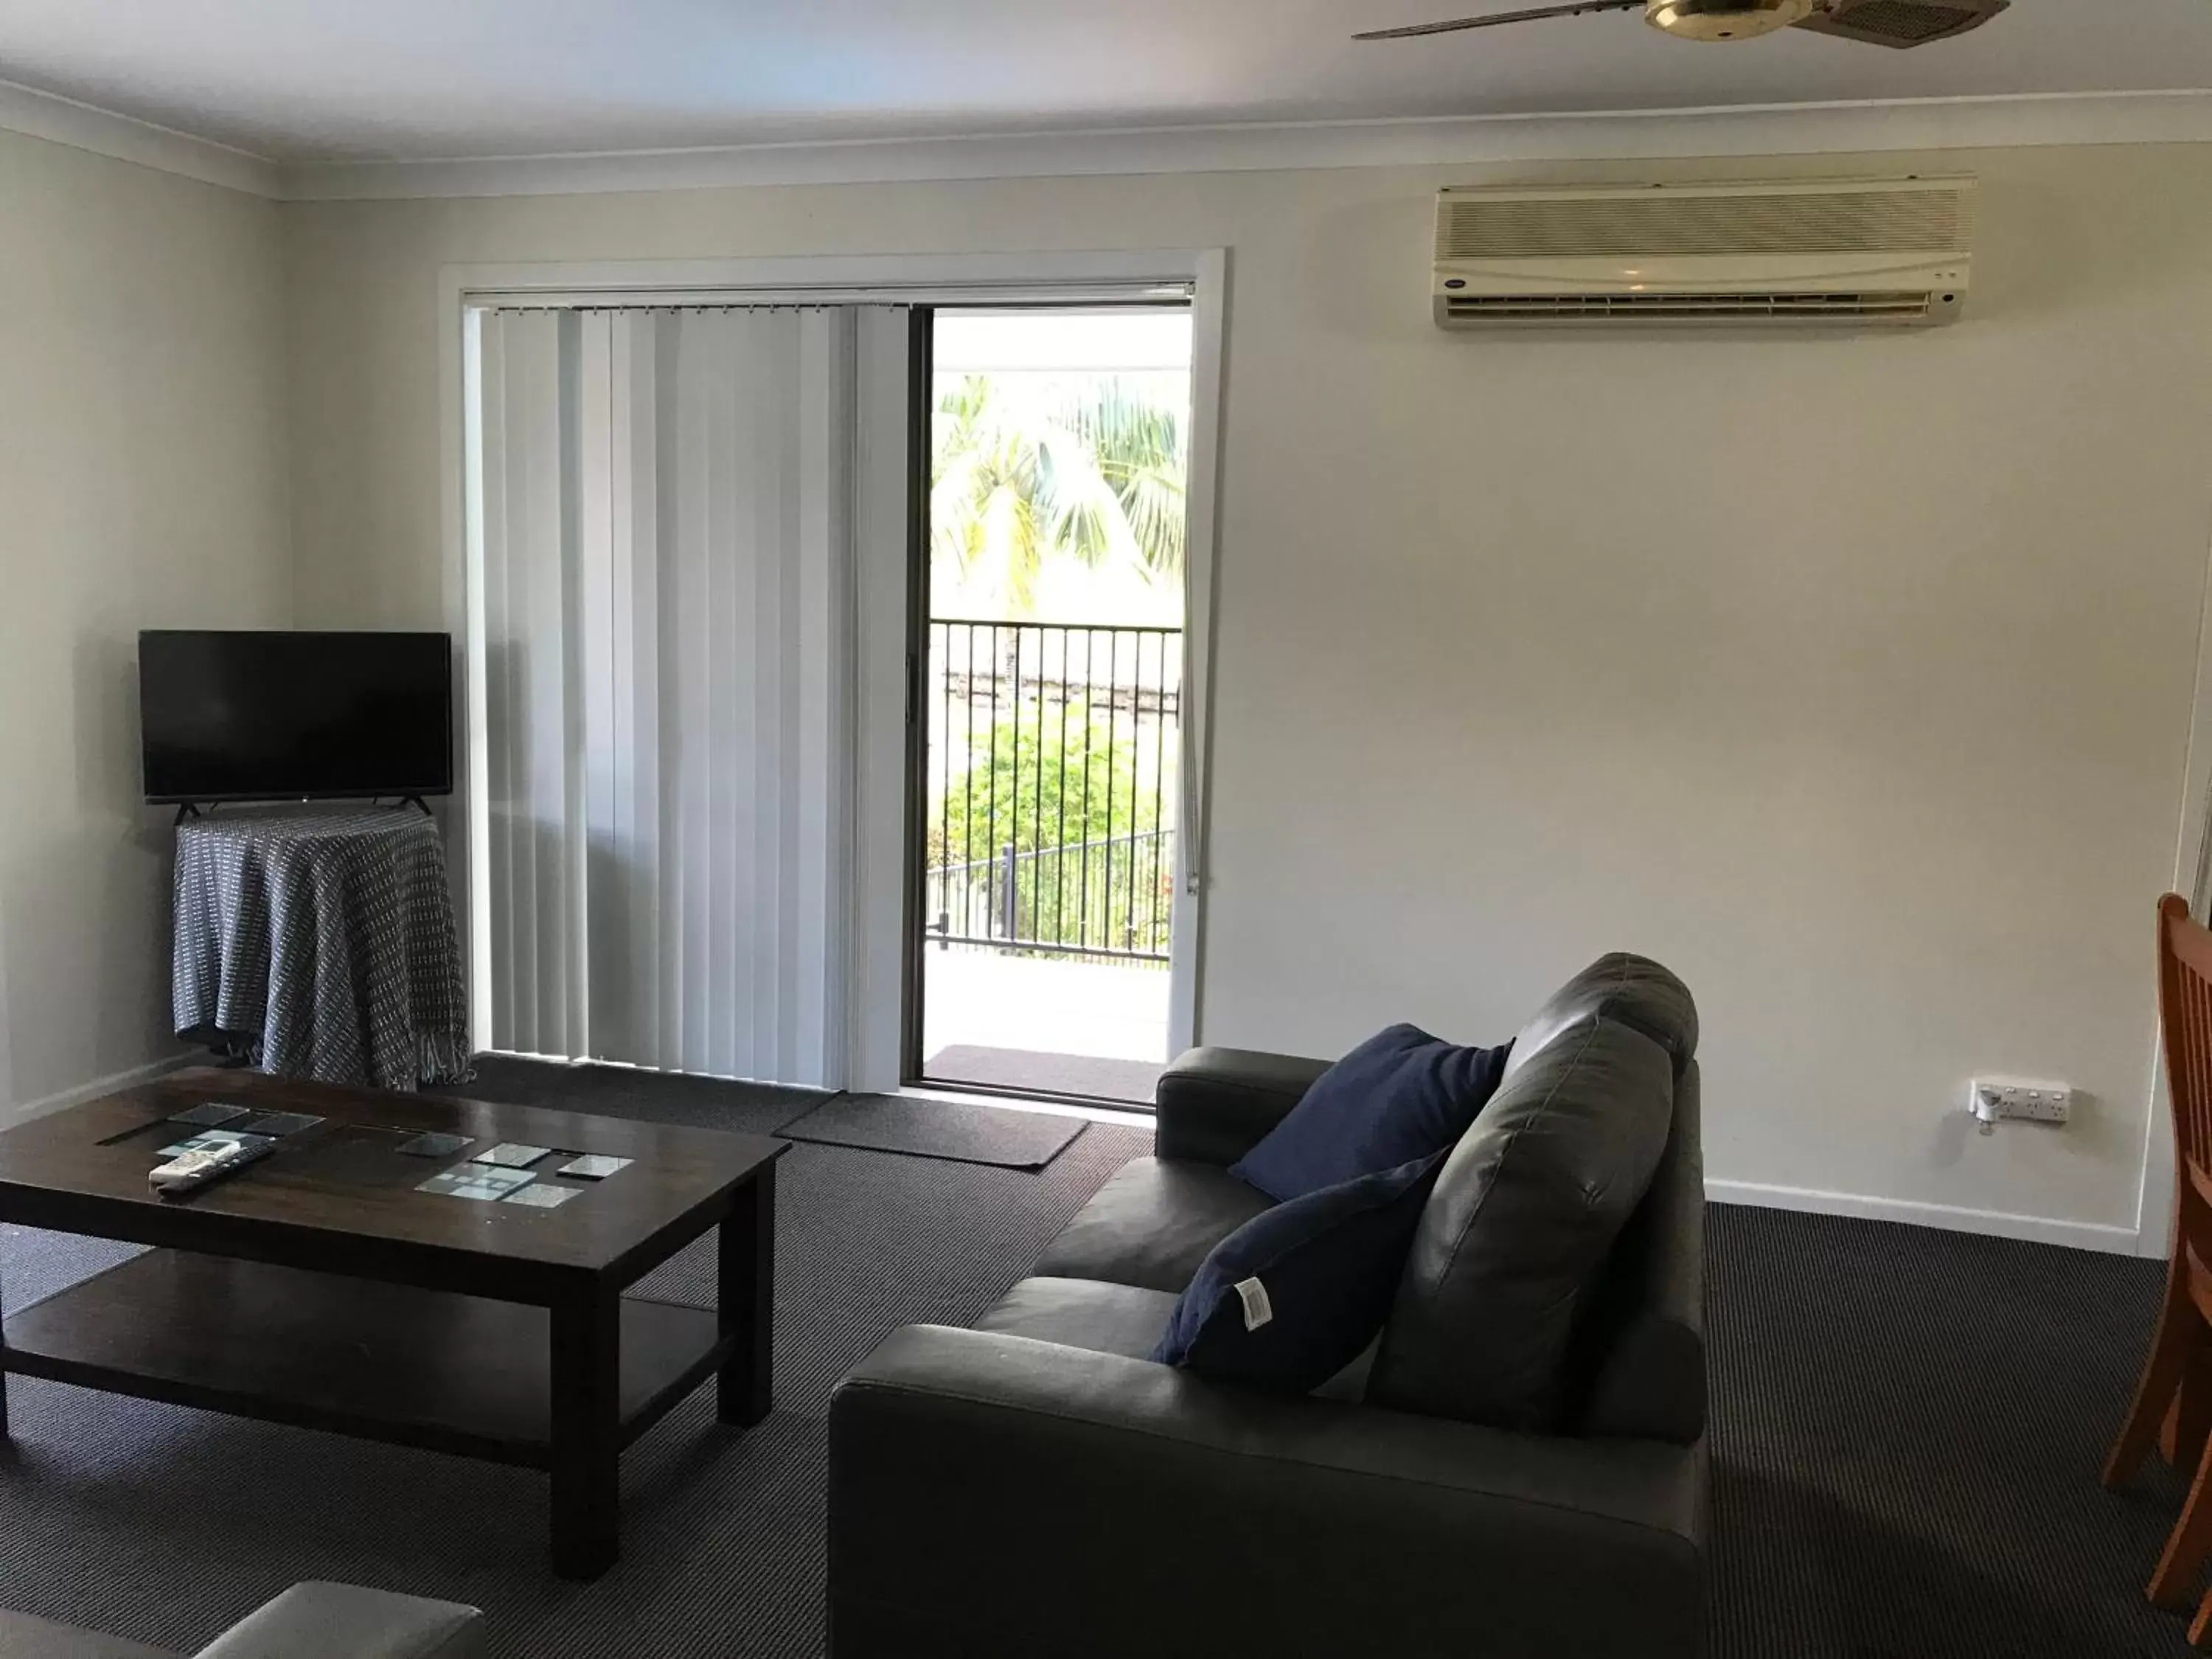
[
  {"left": 549, "top": 1290, "right": 619, "bottom": 1579},
  {"left": 717, "top": 1167, "right": 775, "bottom": 1427}
]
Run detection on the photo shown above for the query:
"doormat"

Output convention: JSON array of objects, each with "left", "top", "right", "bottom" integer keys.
[
  {"left": 777, "top": 1093, "right": 1086, "bottom": 1170},
  {"left": 923, "top": 1044, "right": 1164, "bottom": 1107}
]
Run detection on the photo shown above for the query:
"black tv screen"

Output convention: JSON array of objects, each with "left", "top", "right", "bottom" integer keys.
[{"left": 139, "top": 630, "right": 453, "bottom": 804}]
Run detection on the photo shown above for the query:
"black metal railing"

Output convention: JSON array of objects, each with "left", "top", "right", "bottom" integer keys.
[{"left": 924, "top": 620, "right": 1181, "bottom": 962}]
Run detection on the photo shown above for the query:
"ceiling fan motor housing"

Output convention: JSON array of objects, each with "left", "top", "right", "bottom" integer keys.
[{"left": 1645, "top": 0, "right": 1812, "bottom": 40}]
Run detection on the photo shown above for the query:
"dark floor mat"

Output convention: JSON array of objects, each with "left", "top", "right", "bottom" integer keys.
[
  {"left": 923, "top": 1043, "right": 1164, "bottom": 1106},
  {"left": 778, "top": 1091, "right": 1086, "bottom": 1169}
]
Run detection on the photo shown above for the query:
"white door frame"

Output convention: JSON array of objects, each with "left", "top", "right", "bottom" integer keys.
[
  {"left": 2135, "top": 531, "right": 2212, "bottom": 1255},
  {"left": 437, "top": 248, "right": 1229, "bottom": 1091}
]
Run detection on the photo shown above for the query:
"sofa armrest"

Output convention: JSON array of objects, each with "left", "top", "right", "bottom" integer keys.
[
  {"left": 194, "top": 1585, "right": 483, "bottom": 1659},
  {"left": 1153, "top": 1046, "right": 1332, "bottom": 1164},
  {"left": 829, "top": 1327, "right": 1705, "bottom": 1659}
]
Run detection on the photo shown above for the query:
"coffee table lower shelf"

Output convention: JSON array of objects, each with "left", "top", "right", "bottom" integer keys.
[{"left": 1, "top": 1249, "right": 728, "bottom": 1468}]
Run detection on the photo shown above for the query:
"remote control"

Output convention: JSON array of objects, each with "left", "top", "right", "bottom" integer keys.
[{"left": 150, "top": 1136, "right": 276, "bottom": 1199}]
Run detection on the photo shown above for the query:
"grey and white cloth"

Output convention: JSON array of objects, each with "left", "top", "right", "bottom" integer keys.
[{"left": 172, "top": 805, "right": 471, "bottom": 1091}]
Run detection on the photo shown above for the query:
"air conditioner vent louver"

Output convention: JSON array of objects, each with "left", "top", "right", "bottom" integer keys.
[
  {"left": 1436, "top": 188, "right": 1970, "bottom": 261},
  {"left": 1443, "top": 291, "right": 1935, "bottom": 322},
  {"left": 1432, "top": 176, "right": 1975, "bottom": 330}
]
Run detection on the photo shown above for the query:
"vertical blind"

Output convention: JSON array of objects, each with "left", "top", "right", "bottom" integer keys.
[{"left": 470, "top": 304, "right": 909, "bottom": 1088}]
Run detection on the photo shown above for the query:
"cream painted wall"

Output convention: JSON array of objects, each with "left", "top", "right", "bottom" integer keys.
[
  {"left": 0, "top": 128, "right": 291, "bottom": 1114},
  {"left": 281, "top": 145, "right": 2212, "bottom": 1242}
]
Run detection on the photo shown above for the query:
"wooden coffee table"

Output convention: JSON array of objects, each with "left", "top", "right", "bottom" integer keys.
[{"left": 0, "top": 1066, "right": 784, "bottom": 1578}]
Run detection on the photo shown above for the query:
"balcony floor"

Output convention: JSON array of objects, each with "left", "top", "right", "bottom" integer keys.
[{"left": 919, "top": 947, "right": 1168, "bottom": 1106}]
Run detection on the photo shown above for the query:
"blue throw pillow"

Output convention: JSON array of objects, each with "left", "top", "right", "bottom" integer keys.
[
  {"left": 1150, "top": 1152, "right": 1446, "bottom": 1393},
  {"left": 1229, "top": 1023, "right": 1511, "bottom": 1203}
]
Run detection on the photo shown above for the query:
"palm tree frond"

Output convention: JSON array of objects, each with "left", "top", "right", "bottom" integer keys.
[{"left": 931, "top": 364, "right": 1190, "bottom": 600}]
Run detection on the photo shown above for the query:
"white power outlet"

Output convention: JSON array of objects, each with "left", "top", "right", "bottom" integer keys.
[{"left": 1967, "top": 1077, "right": 2073, "bottom": 1128}]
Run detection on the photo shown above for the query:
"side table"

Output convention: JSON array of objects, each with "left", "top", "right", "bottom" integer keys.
[{"left": 172, "top": 804, "right": 470, "bottom": 1090}]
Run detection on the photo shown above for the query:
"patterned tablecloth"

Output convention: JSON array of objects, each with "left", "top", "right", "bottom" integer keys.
[{"left": 172, "top": 806, "right": 472, "bottom": 1091}]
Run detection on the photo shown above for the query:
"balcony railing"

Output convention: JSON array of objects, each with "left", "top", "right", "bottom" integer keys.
[{"left": 924, "top": 619, "right": 1181, "bottom": 963}]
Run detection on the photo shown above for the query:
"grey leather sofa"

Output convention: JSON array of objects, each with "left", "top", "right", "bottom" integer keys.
[
  {"left": 0, "top": 1582, "right": 484, "bottom": 1659},
  {"left": 829, "top": 955, "right": 1707, "bottom": 1658}
]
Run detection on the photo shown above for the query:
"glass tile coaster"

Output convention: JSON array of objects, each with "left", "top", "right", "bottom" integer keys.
[
  {"left": 502, "top": 1182, "right": 582, "bottom": 1209},
  {"left": 556, "top": 1155, "right": 632, "bottom": 1180},
  {"left": 471, "top": 1143, "right": 551, "bottom": 1168},
  {"left": 156, "top": 1129, "right": 275, "bottom": 1159},
  {"left": 234, "top": 1112, "right": 323, "bottom": 1137},
  {"left": 397, "top": 1132, "right": 473, "bottom": 1158},
  {"left": 167, "top": 1102, "right": 251, "bottom": 1129},
  {"left": 418, "top": 1164, "right": 535, "bottom": 1202}
]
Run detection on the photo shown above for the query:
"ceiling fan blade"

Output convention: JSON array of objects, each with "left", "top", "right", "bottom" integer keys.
[
  {"left": 1354, "top": 0, "right": 1646, "bottom": 40},
  {"left": 1790, "top": 0, "right": 2010, "bottom": 48}
]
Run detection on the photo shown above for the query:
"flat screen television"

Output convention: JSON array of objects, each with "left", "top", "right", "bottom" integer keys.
[{"left": 139, "top": 630, "right": 453, "bottom": 805}]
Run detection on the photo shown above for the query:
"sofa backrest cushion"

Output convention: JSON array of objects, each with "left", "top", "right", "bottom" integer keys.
[
  {"left": 1228, "top": 1023, "right": 1512, "bottom": 1203},
  {"left": 1366, "top": 1014, "right": 1674, "bottom": 1431},
  {"left": 1152, "top": 1151, "right": 1447, "bottom": 1393},
  {"left": 1506, "top": 953, "right": 1697, "bottom": 1085}
]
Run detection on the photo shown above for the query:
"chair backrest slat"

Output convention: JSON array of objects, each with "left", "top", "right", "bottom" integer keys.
[
  {"left": 2160, "top": 894, "right": 2212, "bottom": 1192},
  {"left": 2197, "top": 966, "right": 2212, "bottom": 1165}
]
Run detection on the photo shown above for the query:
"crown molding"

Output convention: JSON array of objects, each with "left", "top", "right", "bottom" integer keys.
[
  {"left": 4, "top": 77, "right": 2211, "bottom": 204},
  {"left": 0, "top": 76, "right": 279, "bottom": 197},
  {"left": 282, "top": 89, "right": 2212, "bottom": 202}
]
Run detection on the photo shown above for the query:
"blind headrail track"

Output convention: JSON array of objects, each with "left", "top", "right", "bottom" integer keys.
[{"left": 472, "top": 282, "right": 1194, "bottom": 314}]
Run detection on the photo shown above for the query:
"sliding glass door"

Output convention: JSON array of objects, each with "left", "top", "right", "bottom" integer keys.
[
  {"left": 905, "top": 306, "right": 1195, "bottom": 1107},
  {"left": 458, "top": 275, "right": 1214, "bottom": 1105}
]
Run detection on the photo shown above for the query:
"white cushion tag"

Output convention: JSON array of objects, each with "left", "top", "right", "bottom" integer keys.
[{"left": 1234, "top": 1276, "right": 1273, "bottom": 1332}]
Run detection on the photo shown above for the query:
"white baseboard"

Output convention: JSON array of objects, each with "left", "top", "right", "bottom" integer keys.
[
  {"left": 1706, "top": 1178, "right": 2140, "bottom": 1256},
  {"left": 3, "top": 1052, "right": 199, "bottom": 1128}
]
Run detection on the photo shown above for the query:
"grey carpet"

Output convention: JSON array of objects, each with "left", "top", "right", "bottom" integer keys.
[
  {"left": 779, "top": 1091, "right": 1085, "bottom": 1169},
  {"left": 1, "top": 1060, "right": 2202, "bottom": 1658},
  {"left": 923, "top": 1044, "right": 1164, "bottom": 1106},
  {"left": 1705, "top": 1204, "right": 2192, "bottom": 1657}
]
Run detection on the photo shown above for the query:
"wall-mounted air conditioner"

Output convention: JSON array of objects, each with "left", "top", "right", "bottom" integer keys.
[{"left": 1433, "top": 175, "right": 1975, "bottom": 330}]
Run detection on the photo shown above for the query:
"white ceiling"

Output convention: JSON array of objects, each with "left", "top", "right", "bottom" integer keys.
[{"left": 0, "top": 0, "right": 2208, "bottom": 166}]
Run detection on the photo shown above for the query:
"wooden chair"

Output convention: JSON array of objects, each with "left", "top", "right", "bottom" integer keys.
[{"left": 2107, "top": 893, "right": 2212, "bottom": 1644}]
